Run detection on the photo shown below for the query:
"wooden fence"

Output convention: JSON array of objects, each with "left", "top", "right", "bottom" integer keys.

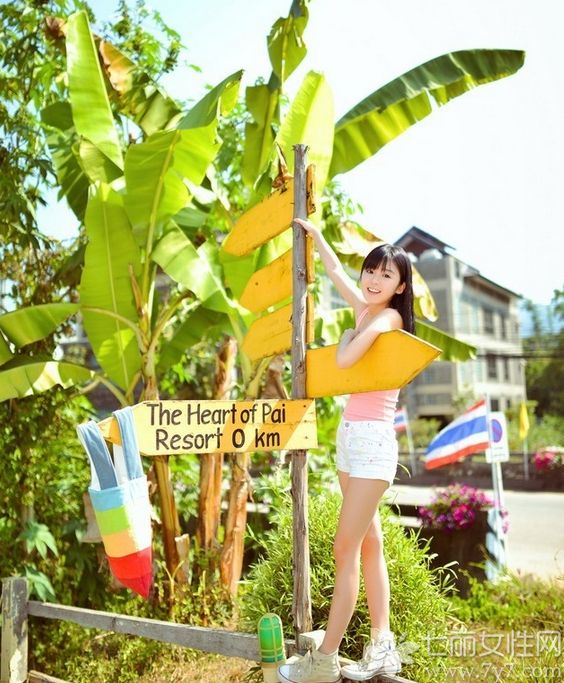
[{"left": 1, "top": 577, "right": 415, "bottom": 683}]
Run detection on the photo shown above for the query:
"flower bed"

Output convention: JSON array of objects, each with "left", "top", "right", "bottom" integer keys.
[
  {"left": 417, "top": 483, "right": 509, "bottom": 534},
  {"left": 415, "top": 484, "right": 509, "bottom": 597}
]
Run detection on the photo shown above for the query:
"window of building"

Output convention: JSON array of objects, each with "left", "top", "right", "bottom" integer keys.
[
  {"left": 503, "top": 358, "right": 510, "bottom": 381},
  {"left": 483, "top": 307, "right": 495, "bottom": 334},
  {"left": 486, "top": 355, "right": 497, "bottom": 380},
  {"left": 500, "top": 315, "right": 507, "bottom": 340},
  {"left": 491, "top": 398, "right": 500, "bottom": 411}
]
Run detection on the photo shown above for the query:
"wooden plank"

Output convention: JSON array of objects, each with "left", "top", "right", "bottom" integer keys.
[
  {"left": 26, "top": 601, "right": 300, "bottom": 662},
  {"left": 242, "top": 296, "right": 314, "bottom": 362},
  {"left": 1, "top": 577, "right": 28, "bottom": 683},
  {"left": 240, "top": 242, "right": 314, "bottom": 313},
  {"left": 27, "top": 601, "right": 260, "bottom": 661},
  {"left": 306, "top": 330, "right": 441, "bottom": 398},
  {"left": 290, "top": 144, "right": 313, "bottom": 638},
  {"left": 240, "top": 249, "right": 293, "bottom": 313},
  {"left": 28, "top": 672, "right": 69, "bottom": 683},
  {"left": 222, "top": 180, "right": 294, "bottom": 256},
  {"left": 96, "top": 399, "right": 317, "bottom": 456}
]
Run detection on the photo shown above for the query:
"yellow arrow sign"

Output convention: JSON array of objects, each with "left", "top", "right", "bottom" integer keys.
[
  {"left": 240, "top": 240, "right": 315, "bottom": 313},
  {"left": 306, "top": 331, "right": 441, "bottom": 398},
  {"left": 222, "top": 180, "right": 294, "bottom": 257},
  {"left": 242, "top": 296, "right": 314, "bottom": 362},
  {"left": 97, "top": 399, "right": 317, "bottom": 456}
]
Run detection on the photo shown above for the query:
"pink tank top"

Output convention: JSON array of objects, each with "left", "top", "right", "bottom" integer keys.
[{"left": 342, "top": 308, "right": 399, "bottom": 423}]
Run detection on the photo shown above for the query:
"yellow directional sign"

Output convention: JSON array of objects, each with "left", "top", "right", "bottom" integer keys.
[
  {"left": 242, "top": 296, "right": 314, "bottom": 362},
  {"left": 97, "top": 399, "right": 317, "bottom": 456},
  {"left": 222, "top": 180, "right": 294, "bottom": 257},
  {"left": 306, "top": 330, "right": 441, "bottom": 398},
  {"left": 240, "top": 240, "right": 315, "bottom": 313}
]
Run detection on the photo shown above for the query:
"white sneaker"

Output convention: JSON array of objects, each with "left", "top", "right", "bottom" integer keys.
[
  {"left": 277, "top": 648, "right": 342, "bottom": 683},
  {"left": 341, "top": 635, "right": 401, "bottom": 681}
]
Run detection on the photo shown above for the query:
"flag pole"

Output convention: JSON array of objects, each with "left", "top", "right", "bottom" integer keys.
[
  {"left": 405, "top": 407, "right": 417, "bottom": 476},
  {"left": 485, "top": 394, "right": 507, "bottom": 579}
]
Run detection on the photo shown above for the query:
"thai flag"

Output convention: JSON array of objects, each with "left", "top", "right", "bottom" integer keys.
[
  {"left": 424, "top": 399, "right": 490, "bottom": 470},
  {"left": 394, "top": 406, "right": 408, "bottom": 432}
]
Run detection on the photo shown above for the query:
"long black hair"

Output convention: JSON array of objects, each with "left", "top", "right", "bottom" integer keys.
[{"left": 360, "top": 244, "right": 415, "bottom": 334}]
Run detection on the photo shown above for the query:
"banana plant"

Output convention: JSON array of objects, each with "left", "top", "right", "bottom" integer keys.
[{"left": 0, "top": 10, "right": 244, "bottom": 582}]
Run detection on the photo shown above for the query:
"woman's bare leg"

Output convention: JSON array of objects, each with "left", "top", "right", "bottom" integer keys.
[
  {"left": 319, "top": 473, "right": 389, "bottom": 654},
  {"left": 361, "top": 509, "right": 391, "bottom": 633}
]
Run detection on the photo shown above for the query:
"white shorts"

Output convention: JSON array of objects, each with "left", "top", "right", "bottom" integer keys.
[{"left": 336, "top": 419, "right": 399, "bottom": 485}]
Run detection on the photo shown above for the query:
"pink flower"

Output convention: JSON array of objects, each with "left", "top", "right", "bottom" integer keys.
[{"left": 417, "top": 483, "right": 507, "bottom": 532}]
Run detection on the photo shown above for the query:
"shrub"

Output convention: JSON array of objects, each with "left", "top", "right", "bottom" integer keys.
[{"left": 240, "top": 492, "right": 459, "bottom": 683}]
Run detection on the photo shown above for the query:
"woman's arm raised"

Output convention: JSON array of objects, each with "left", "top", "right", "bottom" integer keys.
[{"left": 294, "top": 218, "right": 365, "bottom": 311}]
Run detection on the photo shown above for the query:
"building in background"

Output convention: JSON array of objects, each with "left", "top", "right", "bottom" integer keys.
[{"left": 395, "top": 227, "right": 526, "bottom": 421}]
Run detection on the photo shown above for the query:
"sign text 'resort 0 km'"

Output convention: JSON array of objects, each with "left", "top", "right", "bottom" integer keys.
[{"left": 100, "top": 400, "right": 318, "bottom": 456}]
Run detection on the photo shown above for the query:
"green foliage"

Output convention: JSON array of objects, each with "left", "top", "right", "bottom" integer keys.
[
  {"left": 523, "top": 288, "right": 564, "bottom": 417},
  {"left": 506, "top": 411, "right": 564, "bottom": 452},
  {"left": 0, "top": 388, "right": 106, "bottom": 603},
  {"left": 240, "top": 492, "right": 457, "bottom": 683},
  {"left": 0, "top": 0, "right": 185, "bottom": 247},
  {"left": 450, "top": 572, "right": 564, "bottom": 631}
]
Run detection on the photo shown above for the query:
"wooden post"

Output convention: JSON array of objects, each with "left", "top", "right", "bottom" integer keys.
[
  {"left": 290, "top": 144, "right": 313, "bottom": 637},
  {"left": 1, "top": 577, "right": 28, "bottom": 683}
]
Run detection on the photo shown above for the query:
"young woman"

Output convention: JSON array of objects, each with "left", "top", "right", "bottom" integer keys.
[{"left": 277, "top": 218, "right": 415, "bottom": 683}]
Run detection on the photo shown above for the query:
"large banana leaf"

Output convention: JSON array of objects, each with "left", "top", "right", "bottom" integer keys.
[
  {"left": 157, "top": 306, "right": 230, "bottom": 373},
  {"left": 330, "top": 49, "right": 525, "bottom": 177},
  {"left": 415, "top": 321, "right": 476, "bottom": 361},
  {"left": 124, "top": 71, "right": 242, "bottom": 246},
  {"left": 98, "top": 39, "right": 182, "bottom": 136},
  {"left": 152, "top": 222, "right": 234, "bottom": 314},
  {"left": 241, "top": 0, "right": 309, "bottom": 186},
  {"left": 0, "top": 304, "right": 79, "bottom": 348},
  {"left": 41, "top": 102, "right": 89, "bottom": 221},
  {"left": 0, "top": 356, "right": 95, "bottom": 402},
  {"left": 274, "top": 71, "right": 334, "bottom": 193},
  {"left": 66, "top": 11, "right": 123, "bottom": 171},
  {"left": 0, "top": 333, "right": 12, "bottom": 367},
  {"left": 80, "top": 184, "right": 142, "bottom": 390},
  {"left": 241, "top": 83, "right": 279, "bottom": 186},
  {"left": 412, "top": 268, "right": 438, "bottom": 322},
  {"left": 179, "top": 70, "right": 242, "bottom": 129},
  {"left": 268, "top": 0, "right": 309, "bottom": 83}
]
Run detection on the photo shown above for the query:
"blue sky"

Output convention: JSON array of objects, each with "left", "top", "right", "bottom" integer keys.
[{"left": 39, "top": 0, "right": 564, "bottom": 305}]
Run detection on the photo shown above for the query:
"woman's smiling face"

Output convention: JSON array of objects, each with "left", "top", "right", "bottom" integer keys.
[{"left": 360, "top": 261, "right": 405, "bottom": 306}]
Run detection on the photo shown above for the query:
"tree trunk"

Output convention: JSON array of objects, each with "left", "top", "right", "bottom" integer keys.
[
  {"left": 141, "top": 349, "right": 187, "bottom": 587},
  {"left": 196, "top": 337, "right": 237, "bottom": 570},
  {"left": 219, "top": 451, "right": 250, "bottom": 596}
]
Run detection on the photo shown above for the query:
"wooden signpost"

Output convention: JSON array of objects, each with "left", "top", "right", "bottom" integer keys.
[
  {"left": 222, "top": 144, "right": 441, "bottom": 640},
  {"left": 97, "top": 399, "right": 317, "bottom": 455}
]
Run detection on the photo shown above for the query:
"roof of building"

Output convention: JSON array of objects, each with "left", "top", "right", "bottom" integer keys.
[
  {"left": 394, "top": 225, "right": 521, "bottom": 299},
  {"left": 394, "top": 226, "right": 455, "bottom": 256}
]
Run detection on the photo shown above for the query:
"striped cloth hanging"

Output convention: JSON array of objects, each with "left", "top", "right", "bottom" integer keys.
[{"left": 77, "top": 407, "right": 153, "bottom": 598}]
